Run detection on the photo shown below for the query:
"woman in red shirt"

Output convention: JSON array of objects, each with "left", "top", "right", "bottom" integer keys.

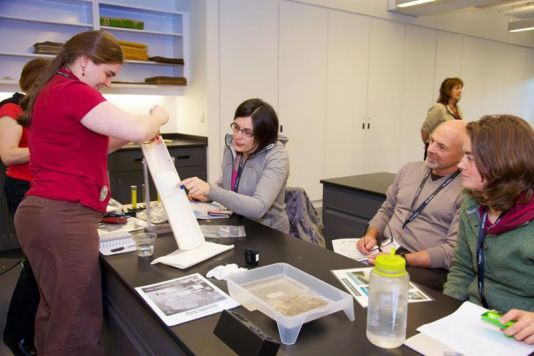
[
  {"left": 15, "top": 30, "right": 169, "bottom": 356},
  {"left": 0, "top": 58, "right": 50, "bottom": 355}
]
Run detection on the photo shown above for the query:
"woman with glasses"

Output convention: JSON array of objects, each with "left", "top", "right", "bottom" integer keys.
[
  {"left": 444, "top": 115, "right": 534, "bottom": 344},
  {"left": 181, "top": 98, "right": 290, "bottom": 233}
]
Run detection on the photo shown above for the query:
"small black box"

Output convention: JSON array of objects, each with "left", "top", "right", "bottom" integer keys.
[
  {"left": 245, "top": 249, "right": 259, "bottom": 266},
  {"left": 214, "top": 310, "right": 280, "bottom": 356}
]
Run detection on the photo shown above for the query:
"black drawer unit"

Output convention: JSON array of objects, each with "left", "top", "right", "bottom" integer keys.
[
  {"left": 320, "top": 173, "right": 395, "bottom": 250},
  {"left": 108, "top": 139, "right": 207, "bottom": 205}
]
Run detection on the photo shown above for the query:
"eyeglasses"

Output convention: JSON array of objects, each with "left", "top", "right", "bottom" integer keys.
[
  {"left": 365, "top": 223, "right": 396, "bottom": 253},
  {"left": 230, "top": 122, "right": 254, "bottom": 138}
]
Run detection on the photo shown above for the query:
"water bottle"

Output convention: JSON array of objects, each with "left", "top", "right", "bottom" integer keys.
[{"left": 366, "top": 249, "right": 409, "bottom": 348}]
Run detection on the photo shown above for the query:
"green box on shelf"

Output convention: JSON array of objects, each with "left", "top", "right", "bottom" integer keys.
[{"left": 100, "top": 16, "right": 144, "bottom": 30}]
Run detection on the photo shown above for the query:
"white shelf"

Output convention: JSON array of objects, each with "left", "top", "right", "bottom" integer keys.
[
  {"left": 0, "top": 0, "right": 188, "bottom": 95},
  {"left": 100, "top": 26, "right": 182, "bottom": 37},
  {"left": 0, "top": 15, "right": 92, "bottom": 28},
  {"left": 126, "top": 59, "right": 183, "bottom": 67},
  {"left": 0, "top": 52, "right": 56, "bottom": 59},
  {"left": 98, "top": 1, "right": 183, "bottom": 16}
]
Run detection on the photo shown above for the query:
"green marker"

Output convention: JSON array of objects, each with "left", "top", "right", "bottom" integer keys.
[{"left": 481, "top": 310, "right": 515, "bottom": 333}]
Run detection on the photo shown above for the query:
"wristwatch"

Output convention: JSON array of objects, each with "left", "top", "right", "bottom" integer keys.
[{"left": 397, "top": 251, "right": 409, "bottom": 265}]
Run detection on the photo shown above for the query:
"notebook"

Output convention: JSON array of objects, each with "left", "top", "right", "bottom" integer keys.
[{"left": 98, "top": 217, "right": 146, "bottom": 255}]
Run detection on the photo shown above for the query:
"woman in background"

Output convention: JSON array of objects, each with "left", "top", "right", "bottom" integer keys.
[
  {"left": 444, "top": 115, "right": 534, "bottom": 344},
  {"left": 15, "top": 30, "right": 169, "bottom": 355},
  {"left": 0, "top": 58, "right": 50, "bottom": 356},
  {"left": 421, "top": 77, "right": 464, "bottom": 159},
  {"left": 182, "top": 98, "right": 290, "bottom": 233}
]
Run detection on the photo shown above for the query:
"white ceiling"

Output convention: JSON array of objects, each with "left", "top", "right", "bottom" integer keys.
[{"left": 388, "top": 0, "right": 534, "bottom": 20}]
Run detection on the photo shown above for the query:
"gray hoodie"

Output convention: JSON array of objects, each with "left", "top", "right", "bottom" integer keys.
[{"left": 208, "top": 134, "right": 290, "bottom": 233}]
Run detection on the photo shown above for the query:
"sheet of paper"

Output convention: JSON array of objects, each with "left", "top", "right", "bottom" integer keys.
[
  {"left": 141, "top": 137, "right": 205, "bottom": 250},
  {"left": 135, "top": 273, "right": 239, "bottom": 326},
  {"left": 331, "top": 238, "right": 400, "bottom": 262},
  {"left": 331, "top": 267, "right": 433, "bottom": 308},
  {"left": 404, "top": 332, "right": 457, "bottom": 356},
  {"left": 417, "top": 301, "right": 534, "bottom": 356}
]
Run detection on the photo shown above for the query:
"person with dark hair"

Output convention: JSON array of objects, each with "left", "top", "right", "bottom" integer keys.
[
  {"left": 421, "top": 77, "right": 464, "bottom": 158},
  {"left": 444, "top": 115, "right": 534, "bottom": 344},
  {"left": 181, "top": 98, "right": 290, "bottom": 233},
  {"left": 0, "top": 57, "right": 51, "bottom": 356},
  {"left": 14, "top": 30, "right": 169, "bottom": 355}
]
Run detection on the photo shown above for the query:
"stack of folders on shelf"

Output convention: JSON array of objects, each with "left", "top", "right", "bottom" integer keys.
[{"left": 98, "top": 217, "right": 147, "bottom": 256}]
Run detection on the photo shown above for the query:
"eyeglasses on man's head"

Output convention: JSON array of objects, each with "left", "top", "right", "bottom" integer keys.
[{"left": 230, "top": 122, "right": 254, "bottom": 138}]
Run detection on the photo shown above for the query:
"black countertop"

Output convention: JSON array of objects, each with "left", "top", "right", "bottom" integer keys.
[
  {"left": 101, "top": 217, "right": 461, "bottom": 355},
  {"left": 117, "top": 133, "right": 207, "bottom": 151},
  {"left": 320, "top": 172, "right": 395, "bottom": 197}
]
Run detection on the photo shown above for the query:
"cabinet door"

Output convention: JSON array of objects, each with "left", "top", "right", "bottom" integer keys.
[
  {"left": 324, "top": 11, "right": 370, "bottom": 178},
  {"left": 219, "top": 0, "right": 278, "bottom": 144},
  {"left": 278, "top": 1, "right": 328, "bottom": 201},
  {"left": 398, "top": 26, "right": 437, "bottom": 165},
  {"left": 365, "top": 19, "right": 405, "bottom": 173},
  {"left": 460, "top": 37, "right": 508, "bottom": 120}
]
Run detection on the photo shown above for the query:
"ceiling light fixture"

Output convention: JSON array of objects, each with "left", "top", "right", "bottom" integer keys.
[
  {"left": 508, "top": 17, "right": 534, "bottom": 32},
  {"left": 397, "top": 0, "right": 436, "bottom": 8}
]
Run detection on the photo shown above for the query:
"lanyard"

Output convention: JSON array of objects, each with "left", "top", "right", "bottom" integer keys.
[
  {"left": 56, "top": 69, "right": 76, "bottom": 80},
  {"left": 477, "top": 211, "right": 489, "bottom": 308},
  {"left": 231, "top": 154, "right": 247, "bottom": 193},
  {"left": 402, "top": 169, "right": 461, "bottom": 229}
]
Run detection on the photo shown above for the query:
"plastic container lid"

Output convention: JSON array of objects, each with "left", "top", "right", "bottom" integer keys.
[{"left": 374, "top": 249, "right": 407, "bottom": 277}]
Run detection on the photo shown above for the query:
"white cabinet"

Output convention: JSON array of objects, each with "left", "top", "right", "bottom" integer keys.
[
  {"left": 278, "top": 1, "right": 328, "bottom": 199},
  {"left": 364, "top": 19, "right": 405, "bottom": 174},
  {"left": 324, "top": 11, "right": 369, "bottom": 179},
  {"left": 218, "top": 0, "right": 278, "bottom": 162},
  {"left": 398, "top": 25, "right": 437, "bottom": 164},
  {"left": 0, "top": 0, "right": 188, "bottom": 93}
]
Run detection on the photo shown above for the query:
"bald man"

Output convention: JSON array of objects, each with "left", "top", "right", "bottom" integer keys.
[{"left": 356, "top": 120, "right": 467, "bottom": 290}]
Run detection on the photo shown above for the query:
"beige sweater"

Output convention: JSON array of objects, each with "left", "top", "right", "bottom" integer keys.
[{"left": 368, "top": 161, "right": 463, "bottom": 269}]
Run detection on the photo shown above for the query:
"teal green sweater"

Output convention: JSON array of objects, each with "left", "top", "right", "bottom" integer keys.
[{"left": 444, "top": 194, "right": 534, "bottom": 312}]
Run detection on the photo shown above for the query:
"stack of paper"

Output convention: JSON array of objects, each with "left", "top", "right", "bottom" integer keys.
[{"left": 405, "top": 301, "right": 534, "bottom": 355}]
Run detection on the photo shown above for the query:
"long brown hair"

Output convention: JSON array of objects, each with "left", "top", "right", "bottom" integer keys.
[
  {"left": 20, "top": 30, "right": 123, "bottom": 127},
  {"left": 467, "top": 115, "right": 534, "bottom": 211}
]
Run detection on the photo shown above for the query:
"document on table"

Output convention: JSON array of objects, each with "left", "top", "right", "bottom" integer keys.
[
  {"left": 135, "top": 273, "right": 239, "bottom": 326},
  {"left": 331, "top": 267, "right": 432, "bottom": 308},
  {"left": 410, "top": 301, "right": 534, "bottom": 356},
  {"left": 331, "top": 238, "right": 400, "bottom": 262}
]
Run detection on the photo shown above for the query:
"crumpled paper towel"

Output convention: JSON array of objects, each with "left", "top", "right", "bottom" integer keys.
[{"left": 206, "top": 263, "right": 247, "bottom": 280}]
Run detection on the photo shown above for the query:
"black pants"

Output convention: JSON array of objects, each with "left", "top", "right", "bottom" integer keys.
[{"left": 3, "top": 176, "right": 39, "bottom": 350}]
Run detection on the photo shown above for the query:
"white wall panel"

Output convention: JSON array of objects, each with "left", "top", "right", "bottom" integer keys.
[
  {"left": 324, "top": 10, "right": 370, "bottom": 179},
  {"left": 278, "top": 1, "right": 328, "bottom": 200},
  {"left": 398, "top": 26, "right": 437, "bottom": 165},
  {"left": 219, "top": 0, "right": 278, "bottom": 162},
  {"left": 365, "top": 19, "right": 405, "bottom": 173}
]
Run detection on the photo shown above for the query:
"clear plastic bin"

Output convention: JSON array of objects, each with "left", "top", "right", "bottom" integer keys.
[{"left": 226, "top": 263, "right": 355, "bottom": 345}]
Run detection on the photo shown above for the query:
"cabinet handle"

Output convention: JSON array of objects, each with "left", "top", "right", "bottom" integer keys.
[
  {"left": 367, "top": 123, "right": 370, "bottom": 130},
  {"left": 174, "top": 155, "right": 190, "bottom": 160},
  {"left": 134, "top": 158, "right": 143, "bottom": 163},
  {"left": 362, "top": 122, "right": 365, "bottom": 130}
]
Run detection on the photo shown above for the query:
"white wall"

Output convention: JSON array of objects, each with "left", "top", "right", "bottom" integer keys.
[{"left": 199, "top": 0, "right": 534, "bottom": 201}]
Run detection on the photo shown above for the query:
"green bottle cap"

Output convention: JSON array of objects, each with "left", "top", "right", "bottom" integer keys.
[{"left": 374, "top": 249, "right": 407, "bottom": 277}]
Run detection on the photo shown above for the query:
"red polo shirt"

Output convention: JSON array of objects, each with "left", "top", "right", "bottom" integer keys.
[
  {"left": 0, "top": 103, "right": 32, "bottom": 181},
  {"left": 26, "top": 69, "right": 110, "bottom": 212}
]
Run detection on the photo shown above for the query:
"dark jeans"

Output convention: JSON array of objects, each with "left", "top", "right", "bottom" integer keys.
[{"left": 3, "top": 176, "right": 39, "bottom": 352}]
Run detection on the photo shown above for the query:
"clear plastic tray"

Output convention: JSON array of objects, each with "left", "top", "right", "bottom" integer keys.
[{"left": 226, "top": 263, "right": 355, "bottom": 345}]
